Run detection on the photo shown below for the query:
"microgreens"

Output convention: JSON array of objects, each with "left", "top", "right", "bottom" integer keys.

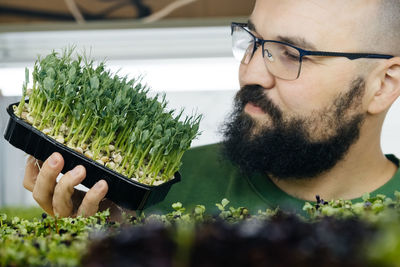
[
  {"left": 15, "top": 48, "right": 202, "bottom": 185},
  {"left": 3, "top": 192, "right": 400, "bottom": 266}
]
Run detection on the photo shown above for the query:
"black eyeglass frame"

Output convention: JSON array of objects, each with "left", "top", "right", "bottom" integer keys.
[{"left": 231, "top": 22, "right": 394, "bottom": 79}]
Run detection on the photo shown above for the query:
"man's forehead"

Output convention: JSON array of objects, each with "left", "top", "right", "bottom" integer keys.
[{"left": 250, "top": 0, "right": 378, "bottom": 51}]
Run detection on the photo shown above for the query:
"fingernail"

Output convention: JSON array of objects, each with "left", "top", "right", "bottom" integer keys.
[
  {"left": 48, "top": 153, "right": 59, "bottom": 167},
  {"left": 71, "top": 165, "right": 82, "bottom": 176},
  {"left": 93, "top": 180, "right": 105, "bottom": 190}
]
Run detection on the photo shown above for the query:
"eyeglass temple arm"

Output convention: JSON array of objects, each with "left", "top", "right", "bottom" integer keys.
[{"left": 303, "top": 50, "right": 393, "bottom": 60}]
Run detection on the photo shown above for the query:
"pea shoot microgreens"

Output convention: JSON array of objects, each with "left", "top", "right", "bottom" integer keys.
[
  {"left": 3, "top": 193, "right": 400, "bottom": 266},
  {"left": 14, "top": 48, "right": 202, "bottom": 185}
]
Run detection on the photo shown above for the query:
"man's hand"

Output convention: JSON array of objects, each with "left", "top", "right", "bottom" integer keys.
[{"left": 23, "top": 152, "right": 110, "bottom": 218}]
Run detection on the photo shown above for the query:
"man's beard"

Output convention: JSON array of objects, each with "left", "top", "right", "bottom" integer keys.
[{"left": 221, "top": 78, "right": 366, "bottom": 180}]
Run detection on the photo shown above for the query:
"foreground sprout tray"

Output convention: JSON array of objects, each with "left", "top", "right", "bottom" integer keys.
[{"left": 4, "top": 102, "right": 181, "bottom": 210}]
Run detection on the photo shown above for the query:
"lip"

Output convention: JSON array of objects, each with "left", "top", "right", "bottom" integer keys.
[{"left": 244, "top": 102, "right": 266, "bottom": 115}]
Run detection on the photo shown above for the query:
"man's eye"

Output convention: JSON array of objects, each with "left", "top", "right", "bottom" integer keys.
[{"left": 283, "top": 51, "right": 300, "bottom": 61}]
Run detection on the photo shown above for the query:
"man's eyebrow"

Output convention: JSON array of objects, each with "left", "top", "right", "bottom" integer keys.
[
  {"left": 276, "top": 35, "right": 317, "bottom": 50},
  {"left": 247, "top": 19, "right": 257, "bottom": 33},
  {"left": 247, "top": 19, "right": 317, "bottom": 51}
]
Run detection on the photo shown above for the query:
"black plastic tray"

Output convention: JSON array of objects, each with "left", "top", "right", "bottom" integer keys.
[{"left": 3, "top": 102, "right": 181, "bottom": 210}]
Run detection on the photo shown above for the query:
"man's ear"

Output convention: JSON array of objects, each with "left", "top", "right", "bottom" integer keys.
[{"left": 367, "top": 58, "right": 400, "bottom": 114}]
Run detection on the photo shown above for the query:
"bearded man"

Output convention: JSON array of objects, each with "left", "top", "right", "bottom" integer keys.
[{"left": 23, "top": 0, "right": 400, "bottom": 217}]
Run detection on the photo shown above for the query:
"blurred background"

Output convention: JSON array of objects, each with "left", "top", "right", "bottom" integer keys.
[
  {"left": 0, "top": 0, "right": 253, "bottom": 207},
  {"left": 1, "top": 0, "right": 399, "bottom": 208}
]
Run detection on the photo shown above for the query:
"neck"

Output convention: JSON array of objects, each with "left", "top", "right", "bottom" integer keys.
[{"left": 270, "top": 122, "right": 398, "bottom": 202}]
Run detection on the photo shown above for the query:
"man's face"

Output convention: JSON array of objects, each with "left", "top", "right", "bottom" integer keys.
[{"left": 222, "top": 0, "right": 374, "bottom": 179}]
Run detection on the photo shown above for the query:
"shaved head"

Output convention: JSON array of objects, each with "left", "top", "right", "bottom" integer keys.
[{"left": 366, "top": 0, "right": 400, "bottom": 55}]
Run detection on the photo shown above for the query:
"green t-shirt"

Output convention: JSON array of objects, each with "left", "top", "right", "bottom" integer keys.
[{"left": 146, "top": 143, "right": 400, "bottom": 215}]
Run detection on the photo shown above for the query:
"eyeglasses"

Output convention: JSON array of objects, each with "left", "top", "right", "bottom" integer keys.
[{"left": 231, "top": 22, "right": 394, "bottom": 80}]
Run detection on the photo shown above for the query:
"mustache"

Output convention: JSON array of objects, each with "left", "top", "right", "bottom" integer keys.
[{"left": 234, "top": 84, "right": 282, "bottom": 121}]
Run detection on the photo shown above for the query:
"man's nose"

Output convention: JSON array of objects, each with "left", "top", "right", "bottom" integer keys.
[{"left": 239, "top": 47, "right": 275, "bottom": 89}]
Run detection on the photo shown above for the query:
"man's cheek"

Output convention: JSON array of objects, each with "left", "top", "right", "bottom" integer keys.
[{"left": 277, "top": 90, "right": 317, "bottom": 117}]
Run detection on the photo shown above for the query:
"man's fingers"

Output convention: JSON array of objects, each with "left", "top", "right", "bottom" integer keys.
[
  {"left": 32, "top": 152, "right": 64, "bottom": 215},
  {"left": 23, "top": 156, "right": 42, "bottom": 191},
  {"left": 77, "top": 180, "right": 108, "bottom": 217},
  {"left": 53, "top": 165, "right": 86, "bottom": 217},
  {"left": 25, "top": 153, "right": 111, "bottom": 218}
]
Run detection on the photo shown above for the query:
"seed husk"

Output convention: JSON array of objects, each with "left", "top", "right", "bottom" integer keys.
[
  {"left": 56, "top": 136, "right": 65, "bottom": 144},
  {"left": 105, "top": 162, "right": 116, "bottom": 169},
  {"left": 21, "top": 112, "right": 28, "bottom": 120},
  {"left": 74, "top": 147, "right": 84, "bottom": 154},
  {"left": 84, "top": 151, "right": 93, "bottom": 159},
  {"left": 27, "top": 114, "right": 34, "bottom": 124},
  {"left": 153, "top": 180, "right": 163, "bottom": 186},
  {"left": 42, "top": 128, "right": 51, "bottom": 135},
  {"left": 112, "top": 153, "right": 122, "bottom": 164},
  {"left": 59, "top": 124, "right": 68, "bottom": 133}
]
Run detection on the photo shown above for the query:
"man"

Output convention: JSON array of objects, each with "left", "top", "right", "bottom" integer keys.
[{"left": 23, "top": 0, "right": 400, "bottom": 217}]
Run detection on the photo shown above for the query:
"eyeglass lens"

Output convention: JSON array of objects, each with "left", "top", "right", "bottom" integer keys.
[
  {"left": 232, "top": 25, "right": 255, "bottom": 64},
  {"left": 232, "top": 24, "right": 302, "bottom": 80}
]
